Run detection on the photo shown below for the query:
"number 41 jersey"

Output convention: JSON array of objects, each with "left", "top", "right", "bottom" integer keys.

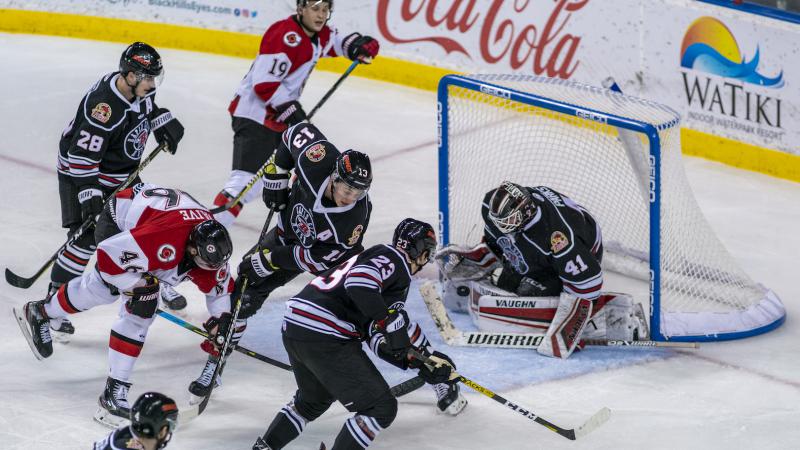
[{"left": 283, "top": 244, "right": 413, "bottom": 342}]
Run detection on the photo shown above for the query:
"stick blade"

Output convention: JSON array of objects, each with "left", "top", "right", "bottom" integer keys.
[
  {"left": 5, "top": 268, "right": 36, "bottom": 289},
  {"left": 573, "top": 407, "right": 611, "bottom": 440}
]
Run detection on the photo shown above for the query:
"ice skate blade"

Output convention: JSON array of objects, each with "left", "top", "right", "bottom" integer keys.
[
  {"left": 13, "top": 307, "right": 45, "bottom": 361},
  {"left": 94, "top": 407, "right": 130, "bottom": 429}
]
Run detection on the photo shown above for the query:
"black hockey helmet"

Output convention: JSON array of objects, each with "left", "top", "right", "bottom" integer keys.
[
  {"left": 130, "top": 392, "right": 178, "bottom": 449},
  {"left": 120, "top": 42, "right": 164, "bottom": 86},
  {"left": 333, "top": 149, "right": 372, "bottom": 193},
  {"left": 487, "top": 181, "right": 537, "bottom": 234},
  {"left": 188, "top": 220, "right": 233, "bottom": 270},
  {"left": 393, "top": 218, "right": 437, "bottom": 266}
]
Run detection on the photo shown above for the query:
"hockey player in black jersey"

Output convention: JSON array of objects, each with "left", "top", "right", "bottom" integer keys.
[
  {"left": 50, "top": 42, "right": 186, "bottom": 338},
  {"left": 188, "top": 122, "right": 372, "bottom": 398},
  {"left": 252, "top": 218, "right": 462, "bottom": 450},
  {"left": 93, "top": 392, "right": 178, "bottom": 450},
  {"left": 440, "top": 181, "right": 605, "bottom": 359}
]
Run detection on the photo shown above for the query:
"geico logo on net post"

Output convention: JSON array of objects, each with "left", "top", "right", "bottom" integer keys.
[
  {"left": 648, "top": 154, "right": 656, "bottom": 203},
  {"left": 576, "top": 109, "right": 607, "bottom": 124},
  {"left": 479, "top": 84, "right": 511, "bottom": 99}
]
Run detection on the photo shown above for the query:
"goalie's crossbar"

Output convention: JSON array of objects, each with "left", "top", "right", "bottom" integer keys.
[{"left": 419, "top": 282, "right": 698, "bottom": 349}]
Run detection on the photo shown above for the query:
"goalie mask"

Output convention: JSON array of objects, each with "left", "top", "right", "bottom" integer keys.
[
  {"left": 393, "top": 218, "right": 437, "bottom": 271},
  {"left": 487, "top": 181, "right": 536, "bottom": 234}
]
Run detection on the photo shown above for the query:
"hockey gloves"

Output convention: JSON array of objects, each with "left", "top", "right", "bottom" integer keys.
[
  {"left": 262, "top": 156, "right": 290, "bottom": 211},
  {"left": 343, "top": 33, "right": 380, "bottom": 63},
  {"left": 416, "top": 351, "right": 458, "bottom": 385},
  {"left": 123, "top": 275, "right": 160, "bottom": 319},
  {"left": 373, "top": 310, "right": 411, "bottom": 361},
  {"left": 150, "top": 108, "right": 184, "bottom": 154},
  {"left": 238, "top": 248, "right": 278, "bottom": 281},
  {"left": 77, "top": 187, "right": 104, "bottom": 222},
  {"left": 201, "top": 312, "right": 232, "bottom": 354},
  {"left": 274, "top": 101, "right": 307, "bottom": 126}
]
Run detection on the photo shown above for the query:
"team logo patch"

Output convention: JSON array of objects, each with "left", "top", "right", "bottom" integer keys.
[
  {"left": 91, "top": 103, "right": 112, "bottom": 123},
  {"left": 550, "top": 231, "right": 569, "bottom": 253},
  {"left": 347, "top": 224, "right": 363, "bottom": 246},
  {"left": 124, "top": 119, "right": 150, "bottom": 160},
  {"left": 206, "top": 244, "right": 216, "bottom": 254},
  {"left": 290, "top": 203, "right": 316, "bottom": 248},
  {"left": 215, "top": 266, "right": 228, "bottom": 282},
  {"left": 157, "top": 244, "right": 176, "bottom": 263},
  {"left": 305, "top": 143, "right": 326, "bottom": 162},
  {"left": 497, "top": 236, "right": 529, "bottom": 274},
  {"left": 284, "top": 31, "right": 302, "bottom": 47}
]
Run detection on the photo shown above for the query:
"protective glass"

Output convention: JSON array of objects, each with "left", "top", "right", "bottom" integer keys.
[
  {"left": 331, "top": 172, "right": 368, "bottom": 202},
  {"left": 134, "top": 69, "right": 165, "bottom": 88}
]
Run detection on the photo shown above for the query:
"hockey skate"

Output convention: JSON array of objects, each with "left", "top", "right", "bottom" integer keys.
[
  {"left": 252, "top": 437, "right": 273, "bottom": 450},
  {"left": 13, "top": 300, "right": 53, "bottom": 360},
  {"left": 161, "top": 285, "right": 188, "bottom": 314},
  {"left": 50, "top": 318, "right": 75, "bottom": 344},
  {"left": 434, "top": 383, "right": 468, "bottom": 416},
  {"left": 188, "top": 356, "right": 222, "bottom": 405},
  {"left": 94, "top": 377, "right": 133, "bottom": 428}
]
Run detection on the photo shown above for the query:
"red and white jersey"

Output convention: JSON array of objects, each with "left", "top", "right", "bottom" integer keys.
[
  {"left": 228, "top": 15, "right": 351, "bottom": 129},
  {"left": 95, "top": 184, "right": 233, "bottom": 316}
]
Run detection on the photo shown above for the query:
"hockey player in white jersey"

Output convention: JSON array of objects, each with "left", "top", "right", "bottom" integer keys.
[
  {"left": 93, "top": 392, "right": 178, "bottom": 450},
  {"left": 211, "top": 0, "right": 380, "bottom": 227},
  {"left": 13, "top": 184, "right": 234, "bottom": 427},
  {"left": 437, "top": 181, "right": 647, "bottom": 359}
]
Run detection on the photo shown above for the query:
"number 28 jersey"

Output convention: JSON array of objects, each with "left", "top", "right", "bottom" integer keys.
[{"left": 283, "top": 244, "right": 413, "bottom": 342}]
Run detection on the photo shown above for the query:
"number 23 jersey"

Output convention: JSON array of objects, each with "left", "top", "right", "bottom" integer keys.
[{"left": 283, "top": 244, "right": 412, "bottom": 342}]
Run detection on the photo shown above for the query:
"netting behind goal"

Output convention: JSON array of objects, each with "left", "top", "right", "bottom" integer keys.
[{"left": 438, "top": 74, "right": 785, "bottom": 341}]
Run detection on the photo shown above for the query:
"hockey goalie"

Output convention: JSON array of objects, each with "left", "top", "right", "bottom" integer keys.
[{"left": 435, "top": 181, "right": 648, "bottom": 359}]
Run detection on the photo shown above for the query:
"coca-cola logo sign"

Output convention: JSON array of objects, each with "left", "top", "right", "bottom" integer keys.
[{"left": 376, "top": 0, "right": 588, "bottom": 79}]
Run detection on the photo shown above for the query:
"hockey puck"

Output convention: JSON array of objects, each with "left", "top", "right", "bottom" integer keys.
[{"left": 456, "top": 286, "right": 470, "bottom": 297}]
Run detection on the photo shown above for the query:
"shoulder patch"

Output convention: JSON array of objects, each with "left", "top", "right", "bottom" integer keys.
[
  {"left": 284, "top": 31, "right": 302, "bottom": 47},
  {"left": 91, "top": 103, "right": 112, "bottom": 123},
  {"left": 550, "top": 231, "right": 569, "bottom": 253},
  {"left": 305, "top": 143, "right": 326, "bottom": 162},
  {"left": 348, "top": 224, "right": 364, "bottom": 246},
  {"left": 157, "top": 244, "right": 176, "bottom": 263}
]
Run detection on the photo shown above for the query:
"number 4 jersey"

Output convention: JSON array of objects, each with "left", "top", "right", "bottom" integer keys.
[{"left": 283, "top": 243, "right": 413, "bottom": 342}]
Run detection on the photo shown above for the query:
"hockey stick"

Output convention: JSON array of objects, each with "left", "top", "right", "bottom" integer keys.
[
  {"left": 419, "top": 282, "right": 698, "bottom": 350},
  {"left": 157, "top": 309, "right": 292, "bottom": 370},
  {"left": 209, "top": 60, "right": 362, "bottom": 214},
  {"left": 409, "top": 348, "right": 611, "bottom": 440},
  {"left": 4, "top": 142, "right": 169, "bottom": 289}
]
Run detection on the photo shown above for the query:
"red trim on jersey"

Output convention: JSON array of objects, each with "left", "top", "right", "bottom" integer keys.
[
  {"left": 254, "top": 81, "right": 280, "bottom": 102},
  {"left": 69, "top": 162, "right": 98, "bottom": 170},
  {"left": 99, "top": 174, "right": 123, "bottom": 185},
  {"left": 290, "top": 306, "right": 360, "bottom": 337},
  {"left": 109, "top": 330, "right": 143, "bottom": 357},
  {"left": 116, "top": 187, "right": 135, "bottom": 200},
  {"left": 228, "top": 95, "right": 240, "bottom": 116},
  {"left": 96, "top": 249, "right": 125, "bottom": 276},
  {"left": 348, "top": 272, "right": 383, "bottom": 288},
  {"left": 56, "top": 285, "right": 80, "bottom": 314},
  {"left": 563, "top": 281, "right": 602, "bottom": 295}
]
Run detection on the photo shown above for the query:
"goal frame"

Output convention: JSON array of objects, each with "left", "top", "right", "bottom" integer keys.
[{"left": 436, "top": 74, "right": 784, "bottom": 342}]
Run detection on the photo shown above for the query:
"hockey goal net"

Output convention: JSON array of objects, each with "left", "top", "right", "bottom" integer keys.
[{"left": 438, "top": 74, "right": 784, "bottom": 341}]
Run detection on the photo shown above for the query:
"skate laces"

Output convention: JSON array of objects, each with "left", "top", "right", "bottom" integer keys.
[
  {"left": 433, "top": 383, "right": 452, "bottom": 401},
  {"left": 113, "top": 382, "right": 130, "bottom": 408},
  {"left": 197, "top": 359, "right": 219, "bottom": 387},
  {"left": 29, "top": 303, "right": 52, "bottom": 343}
]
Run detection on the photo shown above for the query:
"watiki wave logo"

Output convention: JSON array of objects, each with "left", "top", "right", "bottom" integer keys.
[{"left": 680, "top": 17, "right": 783, "bottom": 88}]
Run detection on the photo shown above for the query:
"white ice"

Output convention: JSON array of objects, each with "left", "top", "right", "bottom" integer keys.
[{"left": 1, "top": 34, "right": 799, "bottom": 450}]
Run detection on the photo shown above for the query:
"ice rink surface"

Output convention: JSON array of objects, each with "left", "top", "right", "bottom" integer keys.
[{"left": 1, "top": 33, "right": 799, "bottom": 449}]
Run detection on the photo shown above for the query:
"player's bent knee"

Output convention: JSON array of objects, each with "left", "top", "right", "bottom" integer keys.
[
  {"left": 360, "top": 393, "right": 398, "bottom": 428},
  {"left": 293, "top": 397, "right": 333, "bottom": 422}
]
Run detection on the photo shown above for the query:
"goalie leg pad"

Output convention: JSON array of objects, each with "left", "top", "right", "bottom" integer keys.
[
  {"left": 465, "top": 280, "right": 559, "bottom": 333},
  {"left": 582, "top": 293, "right": 650, "bottom": 341},
  {"left": 537, "top": 294, "right": 593, "bottom": 359}
]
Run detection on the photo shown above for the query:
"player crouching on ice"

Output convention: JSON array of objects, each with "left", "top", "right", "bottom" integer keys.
[
  {"left": 93, "top": 392, "right": 178, "bottom": 450},
  {"left": 252, "top": 219, "right": 464, "bottom": 450},
  {"left": 436, "top": 181, "right": 648, "bottom": 359},
  {"left": 14, "top": 184, "right": 235, "bottom": 427}
]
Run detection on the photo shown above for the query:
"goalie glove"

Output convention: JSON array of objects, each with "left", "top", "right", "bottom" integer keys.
[{"left": 435, "top": 243, "right": 500, "bottom": 282}]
